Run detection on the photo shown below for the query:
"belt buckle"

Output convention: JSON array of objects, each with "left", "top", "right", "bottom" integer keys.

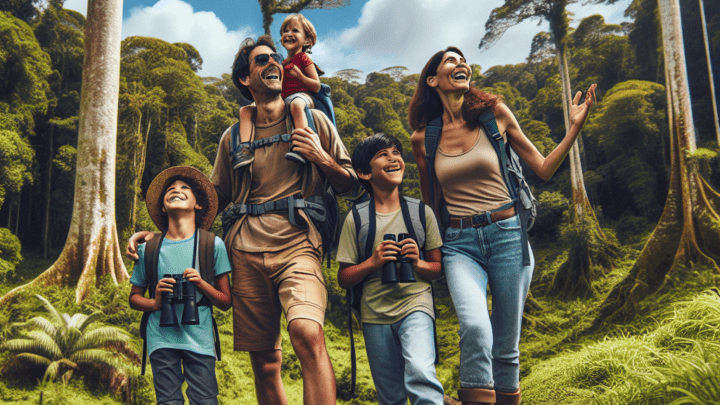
[{"left": 471, "top": 213, "right": 489, "bottom": 228}]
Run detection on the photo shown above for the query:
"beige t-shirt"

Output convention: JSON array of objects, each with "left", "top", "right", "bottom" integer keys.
[
  {"left": 236, "top": 115, "right": 321, "bottom": 251},
  {"left": 335, "top": 206, "right": 443, "bottom": 324},
  {"left": 211, "top": 111, "right": 356, "bottom": 253},
  {"left": 435, "top": 127, "right": 512, "bottom": 216}
]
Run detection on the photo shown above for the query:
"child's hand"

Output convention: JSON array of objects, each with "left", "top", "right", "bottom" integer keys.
[
  {"left": 153, "top": 277, "right": 176, "bottom": 311},
  {"left": 288, "top": 64, "right": 303, "bottom": 78},
  {"left": 183, "top": 268, "right": 205, "bottom": 288},
  {"left": 399, "top": 237, "right": 420, "bottom": 265},
  {"left": 371, "top": 240, "right": 401, "bottom": 269}
]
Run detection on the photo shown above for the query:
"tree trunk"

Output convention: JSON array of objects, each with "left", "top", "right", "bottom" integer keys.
[
  {"left": 598, "top": 0, "right": 720, "bottom": 322},
  {"left": 1, "top": 0, "right": 128, "bottom": 306},
  {"left": 43, "top": 122, "right": 54, "bottom": 259},
  {"left": 549, "top": 46, "right": 619, "bottom": 297},
  {"left": 697, "top": 0, "right": 720, "bottom": 146}
]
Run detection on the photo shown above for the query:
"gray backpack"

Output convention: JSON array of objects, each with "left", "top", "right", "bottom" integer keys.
[{"left": 346, "top": 195, "right": 437, "bottom": 397}]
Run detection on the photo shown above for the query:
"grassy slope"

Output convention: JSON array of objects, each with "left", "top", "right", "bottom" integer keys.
[{"left": 1, "top": 226, "right": 719, "bottom": 404}]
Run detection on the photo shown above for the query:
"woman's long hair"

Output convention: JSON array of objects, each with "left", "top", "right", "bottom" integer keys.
[{"left": 408, "top": 47, "right": 501, "bottom": 131}]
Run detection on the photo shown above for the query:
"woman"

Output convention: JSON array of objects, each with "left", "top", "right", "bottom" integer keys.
[{"left": 408, "top": 47, "right": 595, "bottom": 405}]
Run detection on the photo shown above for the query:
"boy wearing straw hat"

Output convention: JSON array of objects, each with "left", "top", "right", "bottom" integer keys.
[{"left": 129, "top": 166, "right": 231, "bottom": 405}]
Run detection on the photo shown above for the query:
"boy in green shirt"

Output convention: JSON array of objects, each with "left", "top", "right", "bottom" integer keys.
[{"left": 336, "top": 134, "right": 445, "bottom": 405}]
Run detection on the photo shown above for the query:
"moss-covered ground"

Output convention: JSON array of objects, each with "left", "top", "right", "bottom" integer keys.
[{"left": 1, "top": 225, "right": 719, "bottom": 404}]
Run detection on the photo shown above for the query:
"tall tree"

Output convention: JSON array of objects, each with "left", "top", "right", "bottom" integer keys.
[
  {"left": 599, "top": 0, "right": 720, "bottom": 321},
  {"left": 257, "top": 0, "right": 350, "bottom": 37},
  {"left": 697, "top": 0, "right": 720, "bottom": 145},
  {"left": 480, "top": 0, "right": 618, "bottom": 296},
  {"left": 1, "top": 0, "right": 127, "bottom": 306}
]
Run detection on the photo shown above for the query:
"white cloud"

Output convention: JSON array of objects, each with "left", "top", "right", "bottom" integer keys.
[
  {"left": 62, "top": 0, "right": 87, "bottom": 15},
  {"left": 313, "top": 0, "right": 631, "bottom": 79},
  {"left": 121, "top": 0, "right": 255, "bottom": 79}
]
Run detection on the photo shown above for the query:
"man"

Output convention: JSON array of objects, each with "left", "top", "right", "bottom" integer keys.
[{"left": 128, "top": 35, "right": 358, "bottom": 405}]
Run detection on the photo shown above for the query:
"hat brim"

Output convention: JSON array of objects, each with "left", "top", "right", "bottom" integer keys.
[{"left": 145, "top": 166, "right": 218, "bottom": 232}]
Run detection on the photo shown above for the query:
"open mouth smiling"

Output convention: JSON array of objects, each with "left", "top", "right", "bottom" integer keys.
[
  {"left": 167, "top": 195, "right": 186, "bottom": 202},
  {"left": 384, "top": 166, "right": 402, "bottom": 174},
  {"left": 452, "top": 71, "right": 468, "bottom": 81},
  {"left": 263, "top": 66, "right": 281, "bottom": 81}
]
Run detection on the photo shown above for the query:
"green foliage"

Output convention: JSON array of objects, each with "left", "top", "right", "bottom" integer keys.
[
  {"left": 2, "top": 295, "right": 136, "bottom": 389},
  {"left": 584, "top": 80, "right": 668, "bottom": 219},
  {"left": 532, "top": 191, "right": 568, "bottom": 240},
  {"left": 0, "top": 228, "right": 22, "bottom": 283},
  {"left": 0, "top": 114, "right": 34, "bottom": 209},
  {"left": 0, "top": 11, "right": 52, "bottom": 135}
]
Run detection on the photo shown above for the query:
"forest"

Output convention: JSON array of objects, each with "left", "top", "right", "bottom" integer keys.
[{"left": 0, "top": 0, "right": 719, "bottom": 403}]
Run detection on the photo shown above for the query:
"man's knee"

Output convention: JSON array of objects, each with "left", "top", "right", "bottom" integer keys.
[
  {"left": 250, "top": 350, "right": 282, "bottom": 380},
  {"left": 288, "top": 319, "right": 325, "bottom": 358}
]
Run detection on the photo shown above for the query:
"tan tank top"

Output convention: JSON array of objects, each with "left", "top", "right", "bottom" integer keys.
[{"left": 435, "top": 127, "right": 512, "bottom": 217}]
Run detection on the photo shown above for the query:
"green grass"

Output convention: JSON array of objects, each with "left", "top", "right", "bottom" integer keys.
[{"left": 2, "top": 228, "right": 720, "bottom": 404}]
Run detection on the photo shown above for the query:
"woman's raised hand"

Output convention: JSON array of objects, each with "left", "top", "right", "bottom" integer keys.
[{"left": 569, "top": 83, "right": 597, "bottom": 129}]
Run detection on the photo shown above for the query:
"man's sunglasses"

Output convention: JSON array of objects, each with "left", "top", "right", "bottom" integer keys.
[{"left": 253, "top": 53, "right": 283, "bottom": 66}]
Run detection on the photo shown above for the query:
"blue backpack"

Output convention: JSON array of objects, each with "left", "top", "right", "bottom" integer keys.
[{"left": 424, "top": 109, "right": 537, "bottom": 265}]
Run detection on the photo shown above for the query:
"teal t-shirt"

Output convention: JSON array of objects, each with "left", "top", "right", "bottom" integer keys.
[{"left": 130, "top": 234, "right": 231, "bottom": 358}]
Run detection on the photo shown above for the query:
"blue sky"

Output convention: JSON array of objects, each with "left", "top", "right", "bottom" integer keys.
[{"left": 63, "top": 0, "right": 632, "bottom": 80}]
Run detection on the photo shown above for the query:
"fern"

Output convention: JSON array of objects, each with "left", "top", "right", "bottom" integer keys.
[{"left": 2, "top": 295, "right": 133, "bottom": 386}]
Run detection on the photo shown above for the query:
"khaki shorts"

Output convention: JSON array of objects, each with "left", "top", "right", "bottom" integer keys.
[{"left": 230, "top": 240, "right": 327, "bottom": 352}]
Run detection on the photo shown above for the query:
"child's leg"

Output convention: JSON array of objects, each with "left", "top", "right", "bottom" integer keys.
[
  {"left": 238, "top": 105, "right": 255, "bottom": 143},
  {"left": 289, "top": 97, "right": 309, "bottom": 129},
  {"left": 362, "top": 322, "right": 409, "bottom": 405},
  {"left": 182, "top": 350, "right": 219, "bottom": 405},
  {"left": 397, "top": 311, "right": 445, "bottom": 405},
  {"left": 149, "top": 348, "right": 186, "bottom": 405},
  {"left": 233, "top": 104, "right": 256, "bottom": 169}
]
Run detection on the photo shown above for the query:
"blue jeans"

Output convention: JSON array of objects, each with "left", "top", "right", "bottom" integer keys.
[
  {"left": 363, "top": 311, "right": 445, "bottom": 405},
  {"left": 442, "top": 215, "right": 534, "bottom": 393},
  {"left": 150, "top": 348, "right": 219, "bottom": 405}
]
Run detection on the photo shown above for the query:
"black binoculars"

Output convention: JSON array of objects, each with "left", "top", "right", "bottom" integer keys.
[
  {"left": 381, "top": 233, "right": 416, "bottom": 284},
  {"left": 159, "top": 274, "right": 200, "bottom": 327}
]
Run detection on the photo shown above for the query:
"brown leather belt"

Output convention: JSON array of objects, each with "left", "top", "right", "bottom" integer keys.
[{"left": 449, "top": 206, "right": 516, "bottom": 229}]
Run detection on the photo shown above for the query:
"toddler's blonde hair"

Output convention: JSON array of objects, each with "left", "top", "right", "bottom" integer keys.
[{"left": 281, "top": 14, "right": 317, "bottom": 52}]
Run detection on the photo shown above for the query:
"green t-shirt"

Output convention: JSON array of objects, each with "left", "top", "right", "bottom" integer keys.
[
  {"left": 130, "top": 234, "right": 231, "bottom": 358},
  {"left": 336, "top": 206, "right": 443, "bottom": 324}
]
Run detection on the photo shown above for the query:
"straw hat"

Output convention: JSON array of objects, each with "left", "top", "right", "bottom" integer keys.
[{"left": 145, "top": 166, "right": 218, "bottom": 232}]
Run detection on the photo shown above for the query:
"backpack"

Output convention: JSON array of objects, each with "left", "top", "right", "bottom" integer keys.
[
  {"left": 424, "top": 109, "right": 537, "bottom": 266},
  {"left": 227, "top": 100, "right": 341, "bottom": 267},
  {"left": 345, "top": 195, "right": 438, "bottom": 397},
  {"left": 138, "top": 229, "right": 221, "bottom": 375}
]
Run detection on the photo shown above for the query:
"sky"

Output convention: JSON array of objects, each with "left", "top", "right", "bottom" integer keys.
[{"left": 62, "top": 0, "right": 633, "bottom": 80}]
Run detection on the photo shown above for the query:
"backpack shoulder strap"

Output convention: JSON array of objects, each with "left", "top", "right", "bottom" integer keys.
[
  {"left": 352, "top": 199, "right": 374, "bottom": 263},
  {"left": 400, "top": 196, "right": 426, "bottom": 252},
  {"left": 140, "top": 231, "right": 163, "bottom": 375},
  {"left": 198, "top": 229, "right": 216, "bottom": 287},
  {"left": 143, "top": 232, "right": 164, "bottom": 300},
  {"left": 424, "top": 117, "right": 443, "bottom": 209},
  {"left": 479, "top": 109, "right": 516, "bottom": 199}
]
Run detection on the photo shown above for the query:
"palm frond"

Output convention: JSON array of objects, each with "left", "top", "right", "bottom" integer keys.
[
  {"left": 25, "top": 330, "right": 63, "bottom": 360},
  {"left": 13, "top": 353, "right": 52, "bottom": 368},
  {"left": 35, "top": 295, "right": 63, "bottom": 326},
  {"left": 68, "top": 313, "right": 88, "bottom": 329},
  {"left": 43, "top": 360, "right": 60, "bottom": 383},
  {"left": 4, "top": 336, "right": 61, "bottom": 361},
  {"left": 69, "top": 349, "right": 117, "bottom": 366},
  {"left": 24, "top": 317, "right": 58, "bottom": 336},
  {"left": 77, "top": 311, "right": 104, "bottom": 332},
  {"left": 74, "top": 327, "right": 130, "bottom": 352}
]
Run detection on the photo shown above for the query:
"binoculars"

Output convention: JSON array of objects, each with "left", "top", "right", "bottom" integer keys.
[
  {"left": 381, "top": 233, "right": 417, "bottom": 284},
  {"left": 159, "top": 274, "right": 200, "bottom": 327}
]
